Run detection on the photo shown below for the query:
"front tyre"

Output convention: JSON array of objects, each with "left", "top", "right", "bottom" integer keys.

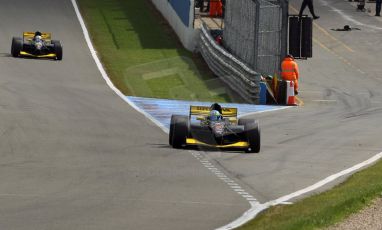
[
  {"left": 169, "top": 115, "right": 181, "bottom": 146},
  {"left": 52, "top": 40, "right": 63, "bottom": 60},
  {"left": 171, "top": 115, "right": 189, "bottom": 149},
  {"left": 239, "top": 119, "right": 261, "bottom": 153},
  {"left": 11, "top": 37, "right": 23, "bottom": 57}
]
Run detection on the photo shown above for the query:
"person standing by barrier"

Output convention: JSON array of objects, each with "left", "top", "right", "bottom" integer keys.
[
  {"left": 299, "top": 0, "right": 320, "bottom": 19},
  {"left": 281, "top": 54, "right": 300, "bottom": 95},
  {"left": 376, "top": 0, "right": 381, "bottom": 16}
]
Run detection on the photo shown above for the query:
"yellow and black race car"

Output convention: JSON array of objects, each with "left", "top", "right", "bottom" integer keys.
[
  {"left": 11, "top": 31, "right": 62, "bottom": 60},
  {"left": 169, "top": 103, "right": 261, "bottom": 153}
]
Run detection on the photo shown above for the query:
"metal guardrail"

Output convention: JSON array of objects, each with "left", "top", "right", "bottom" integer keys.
[{"left": 198, "top": 23, "right": 261, "bottom": 103}]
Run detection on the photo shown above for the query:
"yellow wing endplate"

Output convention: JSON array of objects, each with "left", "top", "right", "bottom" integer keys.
[
  {"left": 189, "top": 105, "right": 237, "bottom": 117},
  {"left": 19, "top": 51, "right": 56, "bottom": 58},
  {"left": 186, "top": 138, "right": 248, "bottom": 148},
  {"left": 23, "top": 32, "right": 52, "bottom": 41}
]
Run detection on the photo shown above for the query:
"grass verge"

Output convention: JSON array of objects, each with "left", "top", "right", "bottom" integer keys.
[
  {"left": 238, "top": 159, "right": 382, "bottom": 230},
  {"left": 76, "top": 0, "right": 238, "bottom": 103}
]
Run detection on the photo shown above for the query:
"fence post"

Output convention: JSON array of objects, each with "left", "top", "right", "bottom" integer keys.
[
  {"left": 280, "top": 0, "right": 289, "bottom": 67},
  {"left": 252, "top": 0, "right": 260, "bottom": 72}
]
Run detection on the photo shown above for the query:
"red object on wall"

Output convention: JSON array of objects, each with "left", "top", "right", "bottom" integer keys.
[
  {"left": 215, "top": 35, "right": 222, "bottom": 45},
  {"left": 209, "top": 0, "right": 223, "bottom": 17}
]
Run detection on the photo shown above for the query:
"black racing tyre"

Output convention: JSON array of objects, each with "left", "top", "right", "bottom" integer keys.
[
  {"left": 52, "top": 40, "right": 63, "bottom": 60},
  {"left": 169, "top": 115, "right": 180, "bottom": 146},
  {"left": 11, "top": 37, "right": 23, "bottom": 57},
  {"left": 239, "top": 118, "right": 261, "bottom": 153},
  {"left": 171, "top": 115, "right": 189, "bottom": 149}
]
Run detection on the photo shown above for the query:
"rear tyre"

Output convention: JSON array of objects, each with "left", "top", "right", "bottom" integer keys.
[
  {"left": 52, "top": 40, "right": 63, "bottom": 60},
  {"left": 171, "top": 115, "right": 189, "bottom": 149},
  {"left": 239, "top": 119, "right": 261, "bottom": 153},
  {"left": 11, "top": 37, "right": 23, "bottom": 57}
]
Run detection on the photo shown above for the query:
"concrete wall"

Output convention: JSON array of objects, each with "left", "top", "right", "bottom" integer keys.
[{"left": 151, "top": 0, "right": 198, "bottom": 51}]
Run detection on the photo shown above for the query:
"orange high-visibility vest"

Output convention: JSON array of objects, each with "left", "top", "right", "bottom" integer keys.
[
  {"left": 281, "top": 57, "right": 299, "bottom": 91},
  {"left": 281, "top": 57, "right": 299, "bottom": 80}
]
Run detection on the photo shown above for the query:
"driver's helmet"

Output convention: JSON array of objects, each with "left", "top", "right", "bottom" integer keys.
[
  {"left": 34, "top": 31, "right": 42, "bottom": 37},
  {"left": 34, "top": 35, "right": 42, "bottom": 42},
  {"left": 209, "top": 110, "right": 222, "bottom": 121}
]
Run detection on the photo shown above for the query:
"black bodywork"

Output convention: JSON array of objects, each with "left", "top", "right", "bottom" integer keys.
[
  {"left": 189, "top": 119, "right": 245, "bottom": 146},
  {"left": 22, "top": 40, "right": 55, "bottom": 55}
]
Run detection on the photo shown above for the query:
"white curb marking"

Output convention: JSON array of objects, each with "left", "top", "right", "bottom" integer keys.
[
  {"left": 217, "top": 151, "right": 382, "bottom": 230},
  {"left": 189, "top": 150, "right": 260, "bottom": 208},
  {"left": 70, "top": 0, "right": 169, "bottom": 134}
]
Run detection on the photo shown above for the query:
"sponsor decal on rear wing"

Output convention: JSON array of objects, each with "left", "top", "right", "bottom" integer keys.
[
  {"left": 189, "top": 106, "right": 237, "bottom": 117},
  {"left": 23, "top": 32, "right": 52, "bottom": 41}
]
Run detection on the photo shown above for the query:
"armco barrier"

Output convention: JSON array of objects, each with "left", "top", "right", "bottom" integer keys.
[
  {"left": 198, "top": 23, "right": 261, "bottom": 103},
  {"left": 151, "top": 0, "right": 198, "bottom": 51}
]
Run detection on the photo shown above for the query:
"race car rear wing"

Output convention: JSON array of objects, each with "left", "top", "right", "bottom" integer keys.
[
  {"left": 189, "top": 105, "right": 237, "bottom": 118},
  {"left": 23, "top": 32, "right": 52, "bottom": 41}
]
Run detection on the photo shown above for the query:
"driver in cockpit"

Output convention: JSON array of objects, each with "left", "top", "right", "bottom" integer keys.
[
  {"left": 32, "top": 31, "right": 44, "bottom": 50},
  {"left": 33, "top": 31, "right": 42, "bottom": 41},
  {"left": 209, "top": 110, "right": 223, "bottom": 121},
  {"left": 208, "top": 103, "right": 223, "bottom": 121}
]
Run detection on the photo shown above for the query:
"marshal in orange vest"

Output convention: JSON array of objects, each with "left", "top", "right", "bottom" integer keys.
[{"left": 281, "top": 54, "right": 299, "bottom": 94}]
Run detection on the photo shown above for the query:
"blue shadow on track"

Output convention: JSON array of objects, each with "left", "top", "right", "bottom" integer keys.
[{"left": 127, "top": 96, "right": 289, "bottom": 131}]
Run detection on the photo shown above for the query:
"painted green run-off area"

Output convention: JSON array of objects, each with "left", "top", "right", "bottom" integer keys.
[
  {"left": 76, "top": 0, "right": 237, "bottom": 102},
  {"left": 238, "top": 159, "right": 382, "bottom": 230}
]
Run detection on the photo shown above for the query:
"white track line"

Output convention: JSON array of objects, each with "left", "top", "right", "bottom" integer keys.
[
  {"left": 217, "top": 151, "right": 382, "bottom": 230},
  {"left": 189, "top": 150, "right": 261, "bottom": 205},
  {"left": 70, "top": 0, "right": 168, "bottom": 134},
  {"left": 71, "top": 1, "right": 382, "bottom": 229}
]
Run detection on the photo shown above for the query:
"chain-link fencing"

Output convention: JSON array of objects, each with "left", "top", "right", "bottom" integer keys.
[{"left": 223, "top": 0, "right": 288, "bottom": 75}]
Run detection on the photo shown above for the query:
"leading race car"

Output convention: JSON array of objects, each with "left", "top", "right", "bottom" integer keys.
[
  {"left": 11, "top": 31, "right": 63, "bottom": 60},
  {"left": 169, "top": 103, "right": 261, "bottom": 153}
]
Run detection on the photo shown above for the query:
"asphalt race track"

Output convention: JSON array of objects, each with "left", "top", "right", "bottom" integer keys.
[
  {"left": 0, "top": 1, "right": 248, "bottom": 229},
  {"left": 1, "top": 0, "right": 382, "bottom": 229}
]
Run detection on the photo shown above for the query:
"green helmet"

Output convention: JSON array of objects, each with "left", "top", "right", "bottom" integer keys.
[{"left": 209, "top": 110, "right": 222, "bottom": 121}]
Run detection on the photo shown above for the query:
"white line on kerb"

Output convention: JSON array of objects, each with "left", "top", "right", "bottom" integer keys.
[
  {"left": 70, "top": 0, "right": 169, "bottom": 134},
  {"left": 217, "top": 151, "right": 382, "bottom": 230},
  {"left": 71, "top": 1, "right": 382, "bottom": 229},
  {"left": 188, "top": 150, "right": 257, "bottom": 210}
]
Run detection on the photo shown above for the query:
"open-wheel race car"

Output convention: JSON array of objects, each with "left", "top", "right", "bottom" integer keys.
[
  {"left": 169, "top": 103, "right": 261, "bottom": 153},
  {"left": 11, "top": 31, "right": 62, "bottom": 60}
]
